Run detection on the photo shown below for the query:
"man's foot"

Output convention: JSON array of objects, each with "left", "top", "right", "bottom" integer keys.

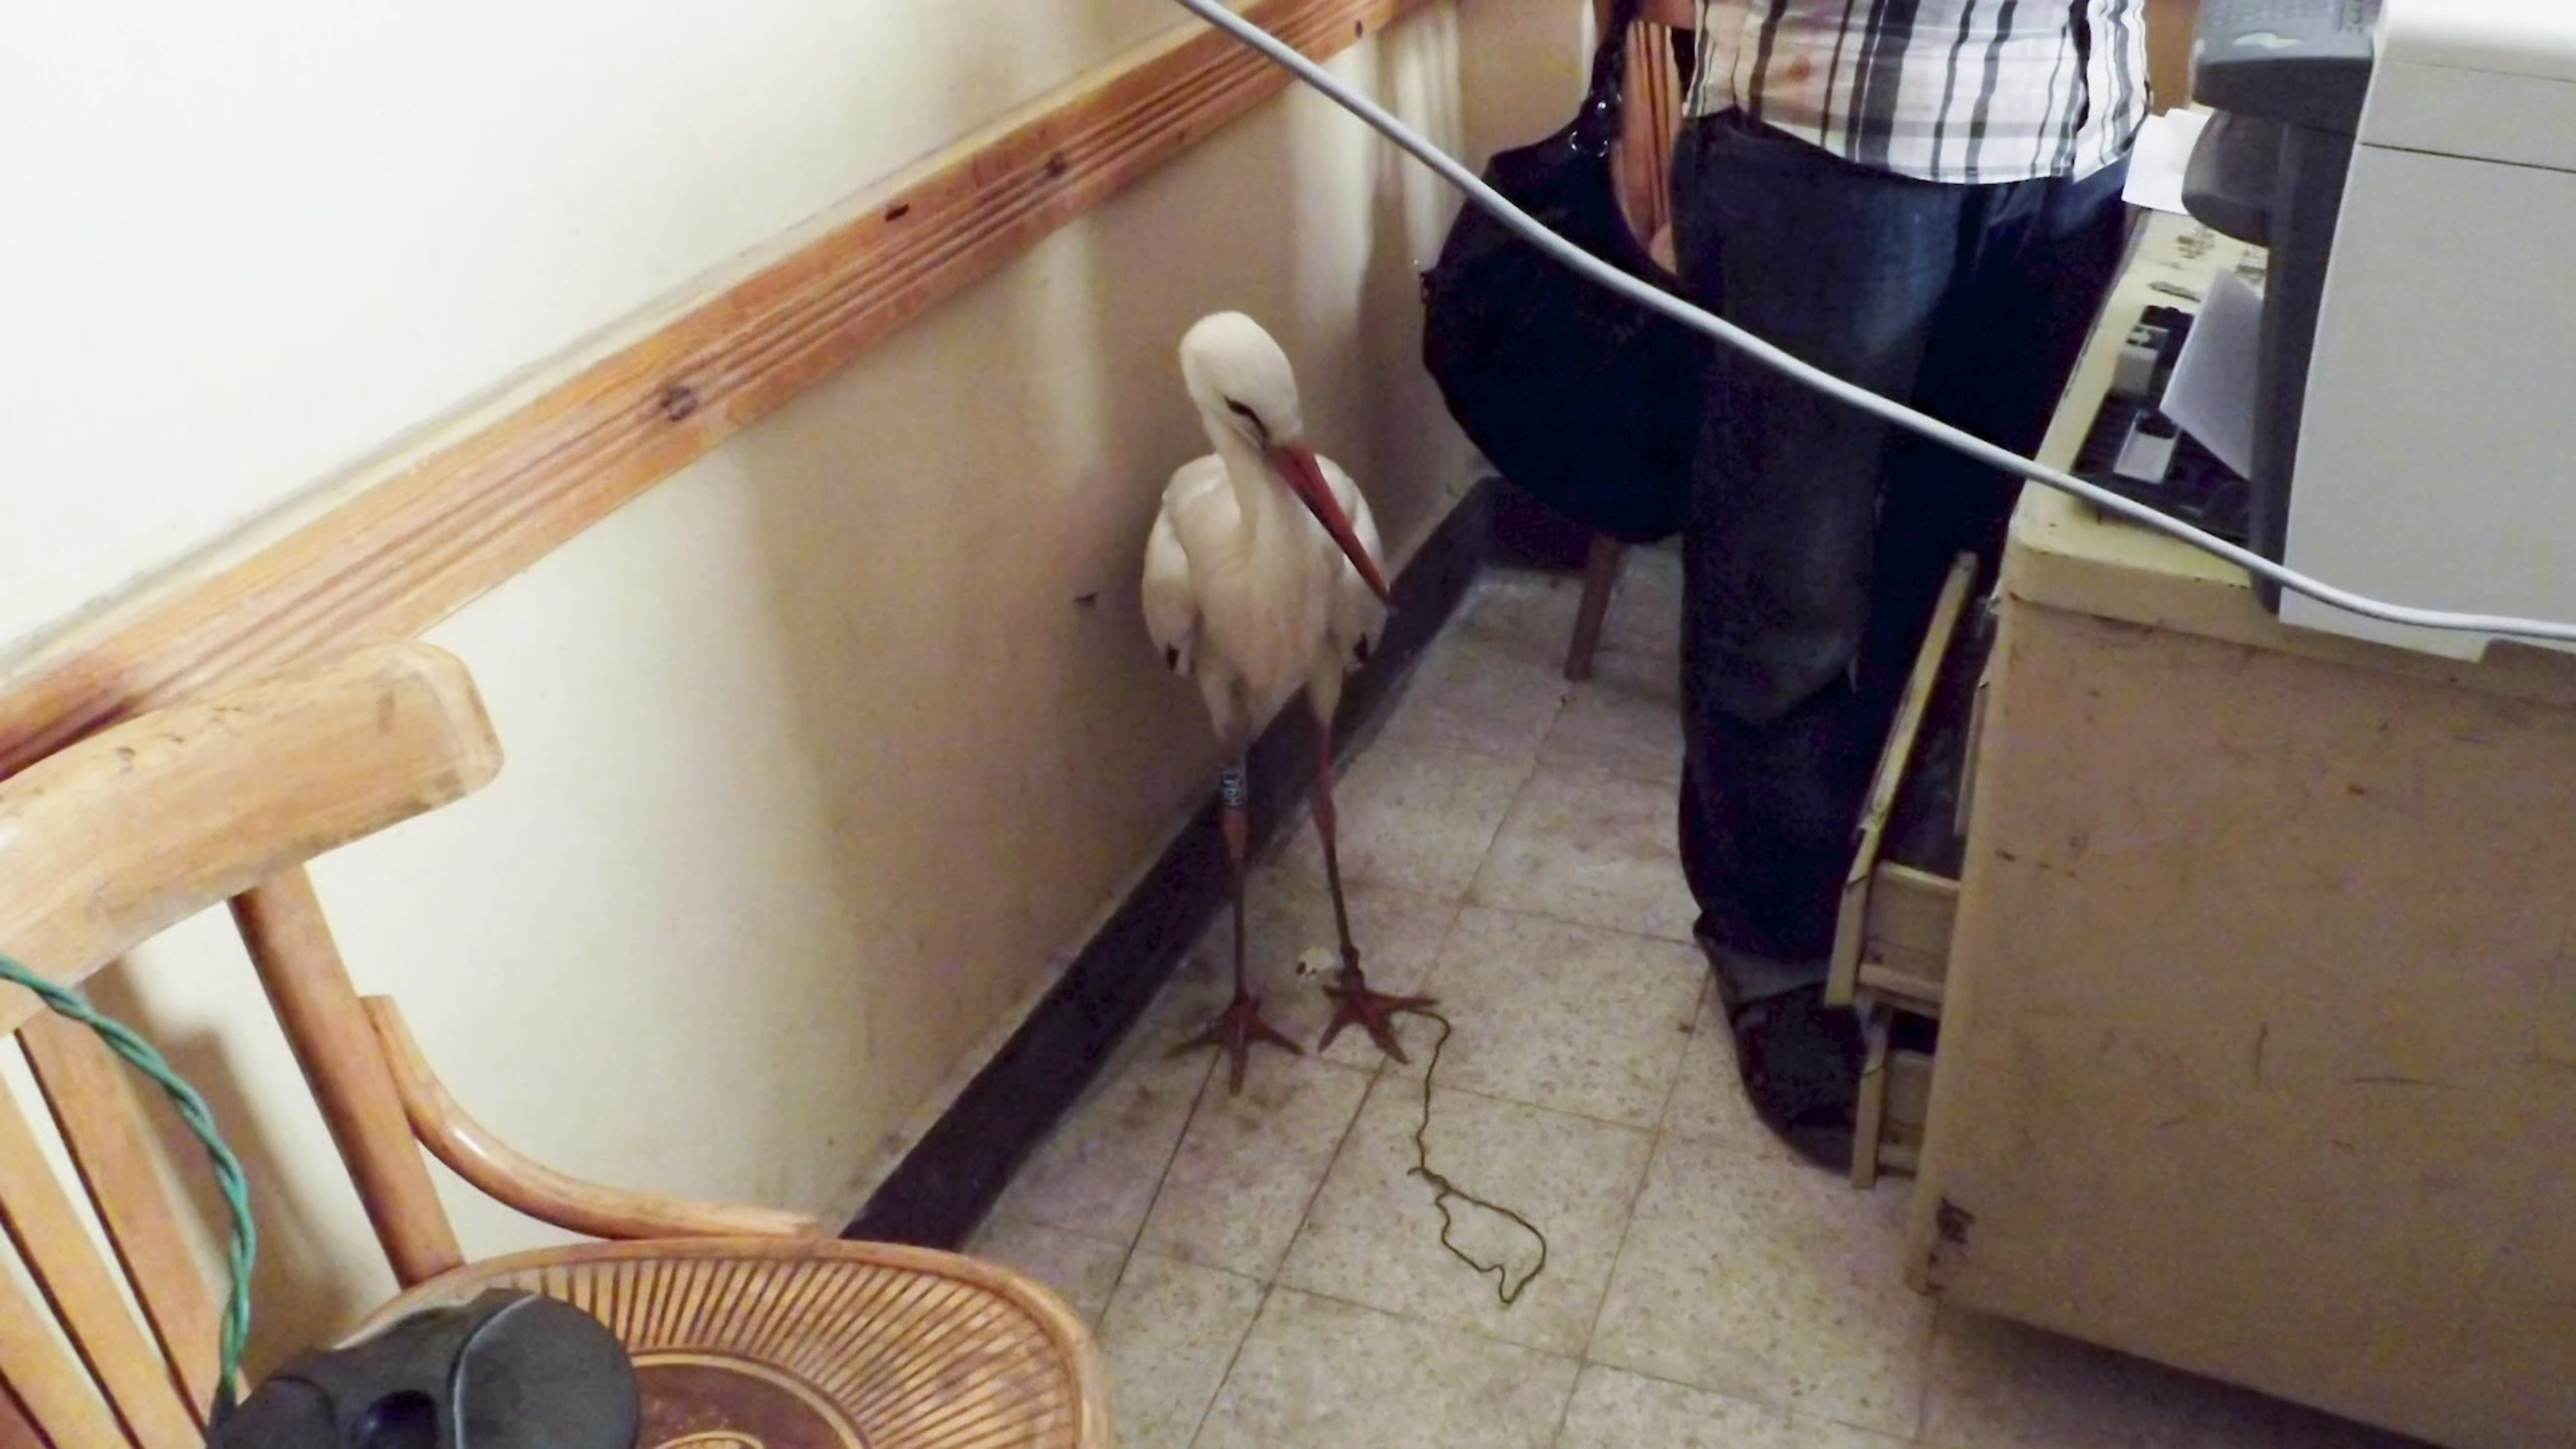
[
  {"left": 1728, "top": 987, "right": 1864, "bottom": 1172},
  {"left": 1173, "top": 991, "right": 1303, "bottom": 1095}
]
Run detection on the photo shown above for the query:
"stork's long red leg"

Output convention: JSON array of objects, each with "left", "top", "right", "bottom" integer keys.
[
  {"left": 1312, "top": 723, "right": 1435, "bottom": 1061},
  {"left": 1174, "top": 761, "right": 1301, "bottom": 1093}
]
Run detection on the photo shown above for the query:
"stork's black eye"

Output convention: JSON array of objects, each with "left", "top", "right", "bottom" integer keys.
[{"left": 1223, "top": 397, "right": 1268, "bottom": 441}]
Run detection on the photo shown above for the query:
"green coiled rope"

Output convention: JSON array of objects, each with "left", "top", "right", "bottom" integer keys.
[{"left": 0, "top": 951, "right": 255, "bottom": 1418}]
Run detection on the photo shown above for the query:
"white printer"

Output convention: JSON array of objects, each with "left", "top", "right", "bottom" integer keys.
[{"left": 2183, "top": 0, "right": 2576, "bottom": 659}]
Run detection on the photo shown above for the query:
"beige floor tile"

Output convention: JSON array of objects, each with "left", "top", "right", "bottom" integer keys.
[
  {"left": 1135, "top": 1053, "right": 1371, "bottom": 1278},
  {"left": 1555, "top": 1365, "right": 1789, "bottom": 1449},
  {"left": 1192, "top": 1288, "right": 1581, "bottom": 1449},
  {"left": 2191, "top": 1389, "right": 2442, "bottom": 1449},
  {"left": 1277, "top": 732, "right": 1534, "bottom": 901},
  {"left": 1471, "top": 763, "right": 1697, "bottom": 943},
  {"left": 1375, "top": 628, "right": 1572, "bottom": 763},
  {"left": 996, "top": 1016, "right": 1211, "bottom": 1244},
  {"left": 1451, "top": 550, "right": 1680, "bottom": 671},
  {"left": 1133, "top": 926, "right": 1257, "bottom": 1056},
  {"left": 1096, "top": 1251, "right": 1267, "bottom": 1449},
  {"left": 1453, "top": 567, "right": 1587, "bottom": 662},
  {"left": 973, "top": 569, "right": 2456, "bottom": 1449},
  {"left": 1661, "top": 989, "right": 1798, "bottom": 1160},
  {"left": 1406, "top": 907, "right": 1703, "bottom": 1128},
  {"left": 963, "top": 1212, "right": 1129, "bottom": 1326},
  {"left": 1543, "top": 646, "right": 1683, "bottom": 789},
  {"left": 1184, "top": 866, "right": 1461, "bottom": 1069},
  {"left": 1595, "top": 544, "right": 1683, "bottom": 663},
  {"left": 1920, "top": 1309, "right": 2215, "bottom": 1449},
  {"left": 1277, "top": 1080, "right": 1651, "bottom": 1355},
  {"left": 1555, "top": 1364, "right": 1911, "bottom": 1449},
  {"left": 1922, "top": 1310, "right": 2438, "bottom": 1449},
  {"left": 1589, "top": 1134, "right": 1934, "bottom": 1439},
  {"left": 1792, "top": 1411, "right": 1914, "bottom": 1448}
]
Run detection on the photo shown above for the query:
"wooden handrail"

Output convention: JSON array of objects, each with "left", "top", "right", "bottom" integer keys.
[{"left": 0, "top": 0, "right": 1435, "bottom": 782}]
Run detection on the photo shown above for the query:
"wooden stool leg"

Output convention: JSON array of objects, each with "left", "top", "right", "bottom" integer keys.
[
  {"left": 1564, "top": 535, "right": 1626, "bottom": 682},
  {"left": 1852, "top": 1001, "right": 1893, "bottom": 1190}
]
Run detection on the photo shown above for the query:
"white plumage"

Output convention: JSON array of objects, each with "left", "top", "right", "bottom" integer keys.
[
  {"left": 1142, "top": 312, "right": 1387, "bottom": 753},
  {"left": 1138, "top": 311, "right": 1423, "bottom": 1094}
]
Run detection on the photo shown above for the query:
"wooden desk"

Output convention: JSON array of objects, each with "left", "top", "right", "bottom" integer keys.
[{"left": 1905, "top": 212, "right": 2576, "bottom": 1449}]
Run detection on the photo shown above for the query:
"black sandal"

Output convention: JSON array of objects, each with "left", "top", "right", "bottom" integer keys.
[{"left": 1729, "top": 987, "right": 1865, "bottom": 1172}]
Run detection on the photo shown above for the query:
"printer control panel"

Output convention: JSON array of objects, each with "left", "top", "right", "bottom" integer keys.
[{"left": 2192, "top": 0, "right": 2379, "bottom": 134}]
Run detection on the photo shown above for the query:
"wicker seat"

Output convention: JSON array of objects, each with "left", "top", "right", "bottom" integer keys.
[
  {"left": 369, "top": 1241, "right": 1092, "bottom": 1448},
  {"left": 0, "top": 642, "right": 1107, "bottom": 1448}
]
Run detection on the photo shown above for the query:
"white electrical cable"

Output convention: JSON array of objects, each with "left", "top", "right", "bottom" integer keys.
[{"left": 1173, "top": 0, "right": 2576, "bottom": 648}]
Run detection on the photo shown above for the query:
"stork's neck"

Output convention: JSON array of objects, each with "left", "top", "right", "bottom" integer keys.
[{"left": 1204, "top": 417, "right": 1291, "bottom": 536}]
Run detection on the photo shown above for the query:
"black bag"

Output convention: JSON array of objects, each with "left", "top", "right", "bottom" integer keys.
[
  {"left": 1419, "top": 0, "right": 1707, "bottom": 545},
  {"left": 212, "top": 1290, "right": 639, "bottom": 1448}
]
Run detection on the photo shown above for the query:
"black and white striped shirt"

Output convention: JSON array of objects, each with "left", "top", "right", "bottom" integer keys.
[{"left": 1686, "top": 1, "right": 2152, "bottom": 184}]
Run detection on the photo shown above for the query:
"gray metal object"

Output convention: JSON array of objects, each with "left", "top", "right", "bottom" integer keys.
[
  {"left": 2181, "top": 111, "right": 2284, "bottom": 246},
  {"left": 2181, "top": 0, "right": 2379, "bottom": 610},
  {"left": 2190, "top": 0, "right": 2380, "bottom": 135}
]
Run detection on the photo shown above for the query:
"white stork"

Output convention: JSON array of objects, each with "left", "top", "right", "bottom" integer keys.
[{"left": 1142, "top": 311, "right": 1433, "bottom": 1093}]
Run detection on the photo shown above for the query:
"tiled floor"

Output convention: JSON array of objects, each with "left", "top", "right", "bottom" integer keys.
[{"left": 973, "top": 552, "right": 2427, "bottom": 1449}]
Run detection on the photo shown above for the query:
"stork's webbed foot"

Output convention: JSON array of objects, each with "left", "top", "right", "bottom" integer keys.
[
  {"left": 1173, "top": 990, "right": 1303, "bottom": 1094},
  {"left": 1316, "top": 955, "right": 1436, "bottom": 1064}
]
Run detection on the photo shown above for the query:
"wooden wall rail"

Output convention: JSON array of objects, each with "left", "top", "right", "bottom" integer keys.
[{"left": 0, "top": 0, "right": 1434, "bottom": 777}]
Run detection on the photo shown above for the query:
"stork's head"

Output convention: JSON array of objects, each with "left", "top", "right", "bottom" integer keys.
[
  {"left": 1180, "top": 311, "right": 1306, "bottom": 449},
  {"left": 1177, "top": 312, "right": 1390, "bottom": 604}
]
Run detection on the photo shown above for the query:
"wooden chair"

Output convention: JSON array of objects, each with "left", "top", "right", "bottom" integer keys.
[
  {"left": 1564, "top": 4, "right": 1691, "bottom": 683},
  {"left": 0, "top": 642, "right": 1108, "bottom": 1447}
]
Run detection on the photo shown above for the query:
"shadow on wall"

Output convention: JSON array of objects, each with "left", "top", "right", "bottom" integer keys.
[
  {"left": 1353, "top": 4, "right": 1478, "bottom": 546},
  {"left": 73, "top": 957, "right": 384, "bottom": 1380},
  {"left": 719, "top": 5, "right": 1487, "bottom": 1180}
]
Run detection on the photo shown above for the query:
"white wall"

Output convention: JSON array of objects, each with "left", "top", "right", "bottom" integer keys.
[
  {"left": 5, "top": 0, "right": 1586, "bottom": 1366},
  {"left": 1, "top": 0, "right": 1198, "bottom": 657}
]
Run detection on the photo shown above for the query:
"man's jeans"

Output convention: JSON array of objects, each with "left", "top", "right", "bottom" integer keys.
[{"left": 1671, "top": 110, "right": 2131, "bottom": 1000}]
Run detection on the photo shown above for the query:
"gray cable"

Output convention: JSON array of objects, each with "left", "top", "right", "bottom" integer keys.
[{"left": 1172, "top": 0, "right": 2576, "bottom": 648}]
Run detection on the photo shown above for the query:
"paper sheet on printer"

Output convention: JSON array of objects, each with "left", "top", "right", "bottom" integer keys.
[
  {"left": 2159, "top": 269, "right": 2263, "bottom": 480},
  {"left": 2120, "top": 109, "right": 2210, "bottom": 216}
]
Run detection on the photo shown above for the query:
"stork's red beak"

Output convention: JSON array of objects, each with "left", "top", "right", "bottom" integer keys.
[{"left": 1270, "top": 442, "right": 1391, "bottom": 605}]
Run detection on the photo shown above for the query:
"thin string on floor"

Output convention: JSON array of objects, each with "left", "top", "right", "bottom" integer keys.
[{"left": 1403, "top": 1006, "right": 1549, "bottom": 1307}]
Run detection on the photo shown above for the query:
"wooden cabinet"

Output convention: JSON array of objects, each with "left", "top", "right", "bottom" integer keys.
[
  {"left": 1828, "top": 551, "right": 1997, "bottom": 1186},
  {"left": 1899, "top": 212, "right": 2576, "bottom": 1449}
]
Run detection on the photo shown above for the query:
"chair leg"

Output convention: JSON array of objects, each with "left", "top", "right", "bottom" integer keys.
[
  {"left": 1852, "top": 1001, "right": 1893, "bottom": 1190},
  {"left": 1564, "top": 534, "right": 1626, "bottom": 682}
]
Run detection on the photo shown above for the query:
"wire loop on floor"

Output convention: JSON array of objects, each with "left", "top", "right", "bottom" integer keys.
[{"left": 1403, "top": 1006, "right": 1549, "bottom": 1307}]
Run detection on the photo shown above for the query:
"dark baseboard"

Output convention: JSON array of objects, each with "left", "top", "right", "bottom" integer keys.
[{"left": 844, "top": 477, "right": 1494, "bottom": 1248}]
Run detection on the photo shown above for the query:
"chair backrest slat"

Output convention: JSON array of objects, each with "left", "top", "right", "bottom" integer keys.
[
  {"left": 0, "top": 1368, "right": 52, "bottom": 1447},
  {"left": 0, "top": 1251, "right": 135, "bottom": 1449},
  {"left": 0, "top": 1085, "right": 192, "bottom": 1448},
  {"left": 20, "top": 1012, "right": 223, "bottom": 1417},
  {"left": 236, "top": 872, "right": 467, "bottom": 1287},
  {"left": 0, "top": 643, "right": 503, "bottom": 1443}
]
